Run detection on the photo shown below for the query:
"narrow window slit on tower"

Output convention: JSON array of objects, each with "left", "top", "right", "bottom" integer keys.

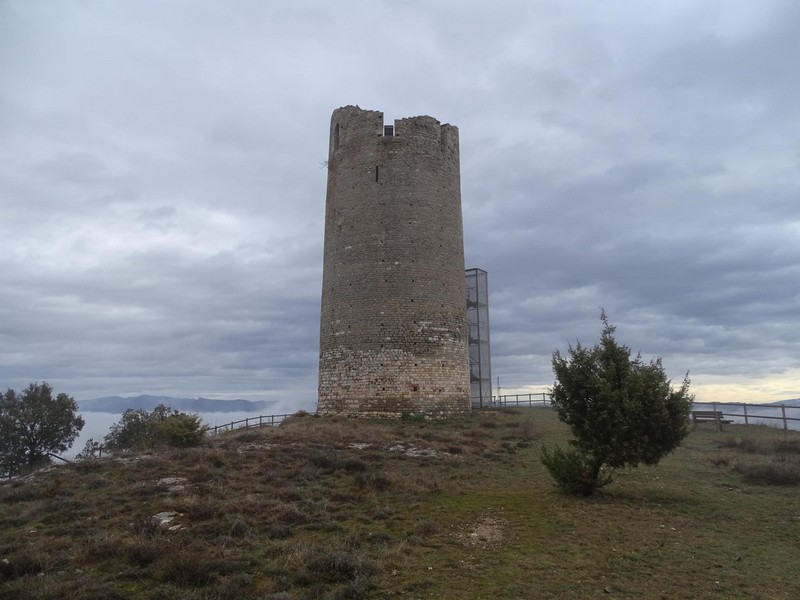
[{"left": 375, "top": 166, "right": 379, "bottom": 182}]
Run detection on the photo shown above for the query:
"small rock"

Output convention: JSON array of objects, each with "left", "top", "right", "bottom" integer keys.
[
  {"left": 156, "top": 477, "right": 186, "bottom": 487},
  {"left": 154, "top": 511, "right": 180, "bottom": 526},
  {"left": 156, "top": 477, "right": 187, "bottom": 494}
]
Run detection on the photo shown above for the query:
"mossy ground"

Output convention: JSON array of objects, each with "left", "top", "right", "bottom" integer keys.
[{"left": 2, "top": 408, "right": 799, "bottom": 599}]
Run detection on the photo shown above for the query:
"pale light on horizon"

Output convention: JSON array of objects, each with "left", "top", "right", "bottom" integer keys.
[
  {"left": 497, "top": 369, "right": 800, "bottom": 405},
  {"left": 691, "top": 368, "right": 800, "bottom": 404}
]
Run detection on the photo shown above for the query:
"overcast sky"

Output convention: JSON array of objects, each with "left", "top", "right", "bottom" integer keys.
[{"left": 1, "top": 1, "right": 798, "bottom": 409}]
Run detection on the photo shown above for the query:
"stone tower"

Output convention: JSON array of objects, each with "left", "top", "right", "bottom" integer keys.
[{"left": 318, "top": 105, "right": 471, "bottom": 418}]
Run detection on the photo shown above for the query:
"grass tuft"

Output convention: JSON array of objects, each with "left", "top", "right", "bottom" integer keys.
[
  {"left": 223, "top": 513, "right": 253, "bottom": 537},
  {"left": 0, "top": 483, "right": 43, "bottom": 504},
  {"left": 353, "top": 470, "right": 391, "bottom": 491},
  {"left": 717, "top": 436, "right": 760, "bottom": 453},
  {"left": 0, "top": 549, "right": 49, "bottom": 580},
  {"left": 309, "top": 449, "right": 341, "bottom": 471},
  {"left": 306, "top": 550, "right": 375, "bottom": 583},
  {"left": 734, "top": 458, "right": 800, "bottom": 485},
  {"left": 124, "top": 539, "right": 164, "bottom": 567},
  {"left": 131, "top": 516, "right": 164, "bottom": 537},
  {"left": 773, "top": 438, "right": 800, "bottom": 455},
  {"left": 153, "top": 551, "right": 218, "bottom": 587}
]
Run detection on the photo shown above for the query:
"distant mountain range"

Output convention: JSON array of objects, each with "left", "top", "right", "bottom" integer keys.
[
  {"left": 79, "top": 395, "right": 800, "bottom": 413},
  {"left": 767, "top": 398, "right": 800, "bottom": 407},
  {"left": 78, "top": 395, "right": 279, "bottom": 414}
]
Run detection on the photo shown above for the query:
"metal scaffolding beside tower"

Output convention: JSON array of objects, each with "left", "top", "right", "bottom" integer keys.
[{"left": 465, "top": 268, "right": 492, "bottom": 407}]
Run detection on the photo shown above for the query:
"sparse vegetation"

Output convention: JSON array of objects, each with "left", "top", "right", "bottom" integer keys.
[
  {"left": 734, "top": 459, "right": 800, "bottom": 486},
  {"left": 713, "top": 429, "right": 800, "bottom": 486},
  {"left": 1, "top": 409, "right": 799, "bottom": 598}
]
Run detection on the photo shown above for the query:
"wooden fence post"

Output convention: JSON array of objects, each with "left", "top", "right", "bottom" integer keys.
[
  {"left": 782, "top": 405, "right": 788, "bottom": 431},
  {"left": 743, "top": 403, "right": 748, "bottom": 425}
]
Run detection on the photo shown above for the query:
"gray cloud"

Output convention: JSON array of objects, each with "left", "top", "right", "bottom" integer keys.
[{"left": 1, "top": 0, "right": 798, "bottom": 405}]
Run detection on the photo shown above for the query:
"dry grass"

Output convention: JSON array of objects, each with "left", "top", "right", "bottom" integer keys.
[{"left": 1, "top": 409, "right": 799, "bottom": 599}]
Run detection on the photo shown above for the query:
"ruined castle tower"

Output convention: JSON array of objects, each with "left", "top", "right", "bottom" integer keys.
[{"left": 317, "top": 105, "right": 471, "bottom": 418}]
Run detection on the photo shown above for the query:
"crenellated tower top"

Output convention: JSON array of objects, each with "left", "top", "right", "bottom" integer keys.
[{"left": 329, "top": 105, "right": 458, "bottom": 163}]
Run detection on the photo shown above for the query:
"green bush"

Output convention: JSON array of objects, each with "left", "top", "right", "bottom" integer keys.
[
  {"left": 1, "top": 382, "right": 84, "bottom": 476},
  {"left": 159, "top": 413, "right": 208, "bottom": 448},
  {"left": 104, "top": 405, "right": 172, "bottom": 451},
  {"left": 542, "top": 312, "right": 693, "bottom": 495},
  {"left": 104, "top": 405, "right": 207, "bottom": 451}
]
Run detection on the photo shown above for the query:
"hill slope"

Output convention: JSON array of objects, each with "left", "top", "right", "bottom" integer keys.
[
  {"left": 769, "top": 398, "right": 800, "bottom": 407},
  {"left": 2, "top": 409, "right": 799, "bottom": 599}
]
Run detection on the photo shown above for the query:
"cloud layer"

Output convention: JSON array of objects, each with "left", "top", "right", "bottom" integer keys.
[{"left": 1, "top": 1, "right": 798, "bottom": 405}]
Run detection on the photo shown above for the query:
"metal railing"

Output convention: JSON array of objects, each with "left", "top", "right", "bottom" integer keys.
[
  {"left": 77, "top": 398, "right": 800, "bottom": 463},
  {"left": 206, "top": 413, "right": 295, "bottom": 436},
  {"left": 482, "top": 396, "right": 799, "bottom": 432},
  {"left": 489, "top": 392, "right": 552, "bottom": 408},
  {"left": 692, "top": 401, "right": 800, "bottom": 432}
]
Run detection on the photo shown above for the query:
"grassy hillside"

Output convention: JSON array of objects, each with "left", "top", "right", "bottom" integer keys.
[{"left": 2, "top": 408, "right": 799, "bottom": 599}]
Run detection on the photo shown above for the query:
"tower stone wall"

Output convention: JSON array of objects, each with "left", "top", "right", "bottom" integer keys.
[{"left": 318, "top": 105, "right": 471, "bottom": 418}]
